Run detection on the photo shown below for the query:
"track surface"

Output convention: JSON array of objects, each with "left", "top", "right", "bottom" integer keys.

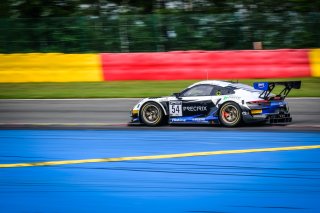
[
  {"left": 1, "top": 98, "right": 320, "bottom": 212},
  {"left": 0, "top": 98, "right": 319, "bottom": 130},
  {"left": 1, "top": 130, "right": 320, "bottom": 213}
]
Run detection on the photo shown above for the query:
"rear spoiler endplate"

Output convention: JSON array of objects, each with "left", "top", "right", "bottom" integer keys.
[{"left": 253, "top": 81, "right": 301, "bottom": 100}]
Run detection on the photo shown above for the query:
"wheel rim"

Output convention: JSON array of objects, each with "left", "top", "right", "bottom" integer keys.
[
  {"left": 142, "top": 105, "right": 160, "bottom": 124},
  {"left": 221, "top": 105, "right": 239, "bottom": 124}
]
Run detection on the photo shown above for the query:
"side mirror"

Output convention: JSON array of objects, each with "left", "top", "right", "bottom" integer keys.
[{"left": 172, "top": 92, "right": 181, "bottom": 98}]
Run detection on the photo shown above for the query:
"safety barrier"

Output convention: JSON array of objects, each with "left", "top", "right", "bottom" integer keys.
[
  {"left": 0, "top": 49, "right": 318, "bottom": 82},
  {"left": 0, "top": 53, "right": 102, "bottom": 82},
  {"left": 309, "top": 49, "right": 320, "bottom": 77},
  {"left": 100, "top": 49, "right": 312, "bottom": 80}
]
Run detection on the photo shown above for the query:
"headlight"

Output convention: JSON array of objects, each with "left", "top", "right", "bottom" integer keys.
[{"left": 131, "top": 109, "right": 139, "bottom": 115}]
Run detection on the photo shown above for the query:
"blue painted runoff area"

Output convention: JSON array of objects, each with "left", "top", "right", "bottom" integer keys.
[{"left": 0, "top": 130, "right": 320, "bottom": 213}]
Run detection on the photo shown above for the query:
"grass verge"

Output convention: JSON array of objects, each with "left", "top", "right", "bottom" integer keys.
[{"left": 0, "top": 78, "right": 319, "bottom": 99}]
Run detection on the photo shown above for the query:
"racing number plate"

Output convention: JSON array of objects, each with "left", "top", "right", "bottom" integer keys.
[{"left": 169, "top": 101, "right": 182, "bottom": 117}]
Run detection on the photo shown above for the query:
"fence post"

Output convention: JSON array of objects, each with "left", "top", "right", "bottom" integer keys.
[{"left": 118, "top": 14, "right": 129, "bottom": 52}]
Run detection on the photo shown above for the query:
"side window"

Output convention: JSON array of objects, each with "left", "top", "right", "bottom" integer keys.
[
  {"left": 211, "top": 86, "right": 223, "bottom": 96},
  {"left": 212, "top": 86, "right": 236, "bottom": 96},
  {"left": 181, "top": 85, "right": 214, "bottom": 97}
]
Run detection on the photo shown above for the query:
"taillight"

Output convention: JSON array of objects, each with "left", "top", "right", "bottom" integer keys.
[
  {"left": 271, "top": 96, "right": 282, "bottom": 100},
  {"left": 246, "top": 100, "right": 270, "bottom": 106}
]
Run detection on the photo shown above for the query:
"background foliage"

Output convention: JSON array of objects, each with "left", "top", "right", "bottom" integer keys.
[{"left": 0, "top": 0, "right": 319, "bottom": 53}]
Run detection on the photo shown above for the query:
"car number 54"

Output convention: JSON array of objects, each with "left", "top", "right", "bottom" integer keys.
[{"left": 169, "top": 101, "right": 182, "bottom": 116}]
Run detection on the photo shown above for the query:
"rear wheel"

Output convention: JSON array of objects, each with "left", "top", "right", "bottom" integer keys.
[
  {"left": 140, "top": 102, "right": 164, "bottom": 126},
  {"left": 219, "top": 102, "right": 242, "bottom": 127}
]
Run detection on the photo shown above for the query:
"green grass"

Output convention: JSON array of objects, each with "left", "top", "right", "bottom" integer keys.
[{"left": 0, "top": 78, "right": 319, "bottom": 99}]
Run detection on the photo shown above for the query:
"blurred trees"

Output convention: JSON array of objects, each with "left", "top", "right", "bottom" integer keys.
[{"left": 0, "top": 0, "right": 319, "bottom": 52}]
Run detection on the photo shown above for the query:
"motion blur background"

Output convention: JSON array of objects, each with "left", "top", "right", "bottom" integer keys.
[
  {"left": 1, "top": 0, "right": 319, "bottom": 53},
  {"left": 0, "top": 0, "right": 319, "bottom": 99}
]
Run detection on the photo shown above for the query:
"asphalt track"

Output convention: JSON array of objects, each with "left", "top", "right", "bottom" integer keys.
[
  {"left": 0, "top": 98, "right": 319, "bottom": 130},
  {"left": 1, "top": 130, "right": 320, "bottom": 213},
  {"left": 0, "top": 98, "right": 320, "bottom": 212}
]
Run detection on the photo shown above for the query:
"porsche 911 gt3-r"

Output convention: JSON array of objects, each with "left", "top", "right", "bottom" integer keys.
[{"left": 129, "top": 80, "right": 301, "bottom": 127}]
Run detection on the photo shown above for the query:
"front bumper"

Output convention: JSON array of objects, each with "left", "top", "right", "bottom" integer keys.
[{"left": 129, "top": 109, "right": 141, "bottom": 124}]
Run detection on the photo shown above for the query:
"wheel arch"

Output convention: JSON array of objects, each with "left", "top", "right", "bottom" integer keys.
[
  {"left": 142, "top": 100, "right": 168, "bottom": 115},
  {"left": 218, "top": 101, "right": 243, "bottom": 127},
  {"left": 139, "top": 101, "right": 167, "bottom": 119},
  {"left": 216, "top": 100, "right": 241, "bottom": 116}
]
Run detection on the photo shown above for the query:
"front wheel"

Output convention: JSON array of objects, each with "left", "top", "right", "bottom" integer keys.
[
  {"left": 219, "top": 102, "right": 242, "bottom": 127},
  {"left": 140, "top": 102, "right": 164, "bottom": 126}
]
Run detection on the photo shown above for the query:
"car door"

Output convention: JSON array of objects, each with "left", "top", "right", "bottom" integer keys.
[{"left": 168, "top": 84, "right": 217, "bottom": 123}]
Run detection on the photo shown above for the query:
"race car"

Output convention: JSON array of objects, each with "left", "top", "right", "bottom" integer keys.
[{"left": 129, "top": 80, "right": 301, "bottom": 127}]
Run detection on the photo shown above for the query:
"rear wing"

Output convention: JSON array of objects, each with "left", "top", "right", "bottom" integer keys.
[{"left": 253, "top": 81, "right": 301, "bottom": 100}]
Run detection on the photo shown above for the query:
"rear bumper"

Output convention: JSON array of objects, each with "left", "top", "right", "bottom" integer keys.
[
  {"left": 242, "top": 112, "right": 292, "bottom": 124},
  {"left": 268, "top": 113, "right": 292, "bottom": 124}
]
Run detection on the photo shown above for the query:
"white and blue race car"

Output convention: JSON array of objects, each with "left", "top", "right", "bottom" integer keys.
[{"left": 130, "top": 80, "right": 301, "bottom": 127}]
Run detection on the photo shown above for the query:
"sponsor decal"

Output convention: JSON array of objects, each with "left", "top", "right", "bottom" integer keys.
[
  {"left": 183, "top": 106, "right": 207, "bottom": 112},
  {"left": 192, "top": 118, "right": 207, "bottom": 123},
  {"left": 170, "top": 117, "right": 207, "bottom": 123},
  {"left": 223, "top": 96, "right": 241, "bottom": 101},
  {"left": 253, "top": 82, "right": 269, "bottom": 90},
  {"left": 171, "top": 118, "right": 186, "bottom": 122},
  {"left": 192, "top": 118, "right": 206, "bottom": 121},
  {"left": 258, "top": 83, "right": 265, "bottom": 88}
]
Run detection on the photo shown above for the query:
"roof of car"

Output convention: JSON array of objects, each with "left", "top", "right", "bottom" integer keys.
[
  {"left": 189, "top": 80, "right": 260, "bottom": 93},
  {"left": 188, "top": 80, "right": 232, "bottom": 88}
]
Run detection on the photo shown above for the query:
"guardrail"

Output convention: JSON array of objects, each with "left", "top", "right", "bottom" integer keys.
[{"left": 0, "top": 49, "right": 319, "bottom": 82}]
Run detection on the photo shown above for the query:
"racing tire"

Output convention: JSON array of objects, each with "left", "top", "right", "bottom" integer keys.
[
  {"left": 140, "top": 102, "right": 164, "bottom": 126},
  {"left": 219, "top": 102, "right": 242, "bottom": 127}
]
